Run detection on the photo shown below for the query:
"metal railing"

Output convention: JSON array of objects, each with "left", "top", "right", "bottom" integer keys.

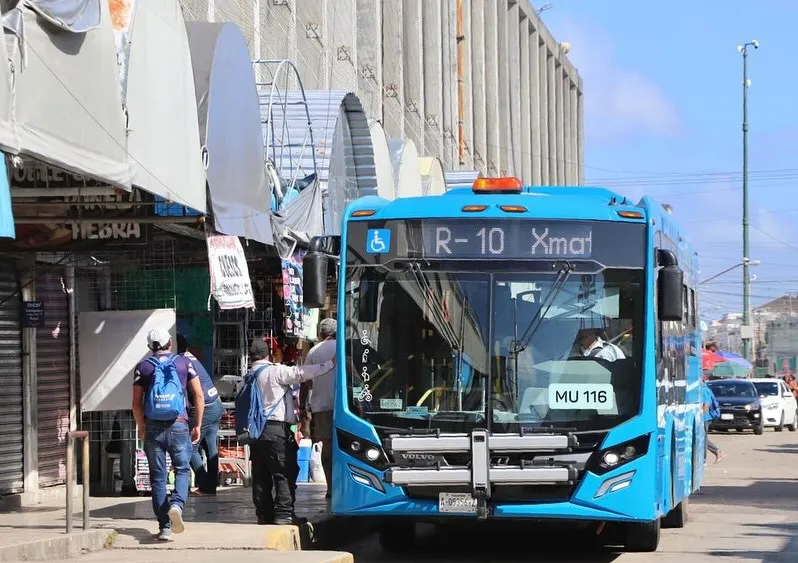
[{"left": 66, "top": 430, "right": 90, "bottom": 533}]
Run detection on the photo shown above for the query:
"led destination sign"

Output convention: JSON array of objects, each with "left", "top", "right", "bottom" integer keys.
[
  {"left": 424, "top": 222, "right": 593, "bottom": 259},
  {"left": 347, "top": 219, "right": 646, "bottom": 267}
]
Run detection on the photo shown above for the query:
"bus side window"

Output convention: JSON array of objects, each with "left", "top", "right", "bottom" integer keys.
[{"left": 689, "top": 288, "right": 696, "bottom": 327}]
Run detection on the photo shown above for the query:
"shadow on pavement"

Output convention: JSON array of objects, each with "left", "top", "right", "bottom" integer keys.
[
  {"left": 345, "top": 523, "right": 623, "bottom": 562},
  {"left": 755, "top": 443, "right": 798, "bottom": 455},
  {"left": 694, "top": 478, "right": 798, "bottom": 512},
  {"left": 707, "top": 522, "right": 798, "bottom": 562}
]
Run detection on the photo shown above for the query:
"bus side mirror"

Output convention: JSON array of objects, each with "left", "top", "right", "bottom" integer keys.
[
  {"left": 658, "top": 265, "right": 684, "bottom": 321},
  {"left": 303, "top": 251, "right": 329, "bottom": 309}
]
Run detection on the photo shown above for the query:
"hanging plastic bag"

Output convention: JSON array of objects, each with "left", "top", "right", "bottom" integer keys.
[{"left": 309, "top": 442, "right": 326, "bottom": 484}]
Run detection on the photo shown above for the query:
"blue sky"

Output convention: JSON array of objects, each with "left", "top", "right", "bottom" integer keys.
[{"left": 542, "top": 1, "right": 798, "bottom": 319}]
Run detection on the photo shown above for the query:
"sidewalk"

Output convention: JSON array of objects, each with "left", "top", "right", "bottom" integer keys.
[{"left": 0, "top": 483, "right": 353, "bottom": 562}]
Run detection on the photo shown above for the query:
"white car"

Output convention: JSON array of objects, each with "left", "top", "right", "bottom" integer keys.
[{"left": 751, "top": 378, "right": 798, "bottom": 432}]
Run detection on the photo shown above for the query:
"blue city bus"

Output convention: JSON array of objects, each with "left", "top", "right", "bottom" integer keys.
[{"left": 302, "top": 177, "right": 704, "bottom": 552}]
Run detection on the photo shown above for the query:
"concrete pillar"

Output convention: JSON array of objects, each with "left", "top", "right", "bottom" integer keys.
[
  {"left": 460, "top": 0, "right": 474, "bottom": 169},
  {"left": 555, "top": 63, "right": 565, "bottom": 185},
  {"left": 382, "top": 0, "right": 405, "bottom": 137},
  {"left": 546, "top": 52, "right": 556, "bottom": 184},
  {"left": 496, "top": 3, "right": 512, "bottom": 175},
  {"left": 19, "top": 259, "right": 37, "bottom": 496},
  {"left": 569, "top": 81, "right": 579, "bottom": 184},
  {"left": 538, "top": 43, "right": 549, "bottom": 184},
  {"left": 356, "top": 0, "right": 383, "bottom": 121},
  {"left": 519, "top": 17, "right": 531, "bottom": 184},
  {"left": 483, "top": 0, "right": 500, "bottom": 175},
  {"left": 255, "top": 0, "right": 296, "bottom": 82},
  {"left": 422, "top": 0, "right": 443, "bottom": 158},
  {"left": 507, "top": 3, "right": 522, "bottom": 178},
  {"left": 529, "top": 27, "right": 542, "bottom": 185},
  {"left": 441, "top": 0, "right": 458, "bottom": 169},
  {"left": 326, "top": 0, "right": 357, "bottom": 91},
  {"left": 470, "top": 1, "right": 487, "bottom": 175},
  {"left": 296, "top": 1, "right": 327, "bottom": 90},
  {"left": 563, "top": 77, "right": 573, "bottom": 185},
  {"left": 577, "top": 87, "right": 585, "bottom": 185},
  {"left": 402, "top": 0, "right": 425, "bottom": 152}
]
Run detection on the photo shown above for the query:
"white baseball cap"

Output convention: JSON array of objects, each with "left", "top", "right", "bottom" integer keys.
[{"left": 147, "top": 328, "right": 172, "bottom": 351}]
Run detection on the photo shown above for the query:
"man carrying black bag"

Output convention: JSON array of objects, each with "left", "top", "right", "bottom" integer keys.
[{"left": 241, "top": 337, "right": 334, "bottom": 525}]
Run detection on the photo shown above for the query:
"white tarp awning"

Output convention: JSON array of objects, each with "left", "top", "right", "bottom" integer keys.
[
  {"left": 186, "top": 22, "right": 272, "bottom": 245},
  {"left": 1, "top": 0, "right": 132, "bottom": 189},
  {"left": 122, "top": 0, "right": 206, "bottom": 213}
]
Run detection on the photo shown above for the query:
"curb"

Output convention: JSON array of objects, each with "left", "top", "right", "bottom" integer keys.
[
  {"left": 0, "top": 529, "right": 111, "bottom": 562},
  {"left": 263, "top": 525, "right": 301, "bottom": 551}
]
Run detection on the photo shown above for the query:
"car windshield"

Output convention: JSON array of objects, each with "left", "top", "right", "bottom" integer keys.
[
  {"left": 708, "top": 382, "right": 757, "bottom": 398},
  {"left": 753, "top": 382, "right": 779, "bottom": 396},
  {"left": 342, "top": 260, "right": 644, "bottom": 433}
]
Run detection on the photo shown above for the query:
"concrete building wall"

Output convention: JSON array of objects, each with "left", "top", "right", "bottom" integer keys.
[{"left": 180, "top": 0, "right": 584, "bottom": 185}]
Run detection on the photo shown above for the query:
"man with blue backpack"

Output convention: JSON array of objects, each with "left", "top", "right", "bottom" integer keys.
[
  {"left": 236, "top": 336, "right": 334, "bottom": 525},
  {"left": 132, "top": 328, "right": 204, "bottom": 541},
  {"left": 701, "top": 374, "right": 726, "bottom": 464}
]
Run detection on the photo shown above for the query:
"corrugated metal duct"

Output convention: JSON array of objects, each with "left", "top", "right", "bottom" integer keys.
[
  {"left": 388, "top": 139, "right": 422, "bottom": 199},
  {"left": 303, "top": 91, "right": 377, "bottom": 235},
  {"left": 0, "top": 260, "right": 23, "bottom": 494},
  {"left": 445, "top": 169, "right": 481, "bottom": 190},
  {"left": 419, "top": 157, "right": 447, "bottom": 195},
  {"left": 36, "top": 271, "right": 71, "bottom": 487}
]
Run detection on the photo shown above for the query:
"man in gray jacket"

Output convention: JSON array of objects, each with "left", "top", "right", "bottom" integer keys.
[{"left": 248, "top": 337, "right": 335, "bottom": 525}]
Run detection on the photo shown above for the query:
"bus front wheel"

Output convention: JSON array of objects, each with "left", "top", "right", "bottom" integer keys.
[
  {"left": 624, "top": 518, "right": 660, "bottom": 552},
  {"left": 378, "top": 521, "right": 416, "bottom": 552}
]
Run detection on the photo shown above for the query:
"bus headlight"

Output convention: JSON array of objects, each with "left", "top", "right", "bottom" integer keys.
[
  {"left": 588, "top": 434, "right": 651, "bottom": 476},
  {"left": 337, "top": 429, "right": 390, "bottom": 470}
]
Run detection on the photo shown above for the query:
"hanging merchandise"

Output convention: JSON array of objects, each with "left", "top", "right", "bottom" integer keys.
[
  {"left": 206, "top": 232, "right": 255, "bottom": 310},
  {"left": 281, "top": 250, "right": 311, "bottom": 338}
]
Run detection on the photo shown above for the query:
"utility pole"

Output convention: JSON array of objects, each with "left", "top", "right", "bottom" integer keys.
[{"left": 739, "top": 39, "right": 759, "bottom": 362}]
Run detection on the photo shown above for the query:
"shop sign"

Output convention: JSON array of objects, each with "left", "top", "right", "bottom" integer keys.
[
  {"left": 281, "top": 250, "right": 312, "bottom": 338},
  {"left": 10, "top": 162, "right": 150, "bottom": 249},
  {"left": 206, "top": 233, "right": 255, "bottom": 310},
  {"left": 21, "top": 301, "right": 45, "bottom": 328}
]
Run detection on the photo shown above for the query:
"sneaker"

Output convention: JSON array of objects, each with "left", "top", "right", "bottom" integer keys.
[
  {"left": 167, "top": 505, "right": 185, "bottom": 534},
  {"left": 157, "top": 528, "right": 173, "bottom": 542}
]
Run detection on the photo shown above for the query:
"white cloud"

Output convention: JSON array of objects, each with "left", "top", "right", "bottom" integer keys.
[{"left": 555, "top": 19, "right": 681, "bottom": 142}]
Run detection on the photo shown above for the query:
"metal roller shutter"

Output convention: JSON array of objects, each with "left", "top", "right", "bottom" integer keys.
[
  {"left": 0, "top": 260, "right": 23, "bottom": 494},
  {"left": 36, "top": 272, "right": 70, "bottom": 487}
]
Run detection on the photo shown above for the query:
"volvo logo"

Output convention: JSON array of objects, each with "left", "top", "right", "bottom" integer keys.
[{"left": 395, "top": 452, "right": 447, "bottom": 467}]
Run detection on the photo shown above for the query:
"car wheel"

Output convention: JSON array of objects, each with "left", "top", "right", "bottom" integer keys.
[
  {"left": 754, "top": 423, "right": 764, "bottom": 435},
  {"left": 776, "top": 412, "right": 785, "bottom": 432},
  {"left": 789, "top": 410, "right": 798, "bottom": 432}
]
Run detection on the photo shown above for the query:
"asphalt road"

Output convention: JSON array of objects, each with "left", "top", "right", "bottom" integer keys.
[{"left": 345, "top": 428, "right": 798, "bottom": 562}]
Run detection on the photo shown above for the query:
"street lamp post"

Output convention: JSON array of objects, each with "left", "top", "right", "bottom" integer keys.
[
  {"left": 738, "top": 39, "right": 759, "bottom": 362},
  {"left": 699, "top": 259, "right": 760, "bottom": 286}
]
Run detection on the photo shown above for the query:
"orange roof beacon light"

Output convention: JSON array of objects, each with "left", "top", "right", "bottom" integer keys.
[
  {"left": 351, "top": 209, "right": 377, "bottom": 217},
  {"left": 472, "top": 176, "right": 524, "bottom": 194}
]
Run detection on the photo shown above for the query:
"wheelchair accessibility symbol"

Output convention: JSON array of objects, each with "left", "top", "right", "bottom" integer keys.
[{"left": 366, "top": 229, "right": 391, "bottom": 254}]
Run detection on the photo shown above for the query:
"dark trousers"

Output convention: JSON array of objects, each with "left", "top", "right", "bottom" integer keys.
[
  {"left": 250, "top": 422, "right": 299, "bottom": 524},
  {"left": 705, "top": 421, "right": 719, "bottom": 458},
  {"left": 189, "top": 399, "right": 225, "bottom": 494}
]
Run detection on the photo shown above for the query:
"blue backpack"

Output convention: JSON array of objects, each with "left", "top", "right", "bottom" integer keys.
[
  {"left": 143, "top": 355, "right": 185, "bottom": 421},
  {"left": 235, "top": 364, "right": 286, "bottom": 445}
]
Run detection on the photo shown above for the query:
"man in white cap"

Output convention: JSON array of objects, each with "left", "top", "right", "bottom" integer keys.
[{"left": 132, "top": 328, "right": 204, "bottom": 541}]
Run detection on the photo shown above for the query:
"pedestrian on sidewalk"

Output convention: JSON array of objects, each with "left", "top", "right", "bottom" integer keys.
[
  {"left": 300, "top": 318, "right": 337, "bottom": 498},
  {"left": 177, "top": 334, "right": 225, "bottom": 497},
  {"left": 701, "top": 375, "right": 726, "bottom": 464},
  {"left": 248, "top": 336, "right": 335, "bottom": 525},
  {"left": 132, "top": 329, "right": 204, "bottom": 541}
]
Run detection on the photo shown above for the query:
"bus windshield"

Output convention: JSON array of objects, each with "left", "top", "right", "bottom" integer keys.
[{"left": 343, "top": 260, "right": 644, "bottom": 434}]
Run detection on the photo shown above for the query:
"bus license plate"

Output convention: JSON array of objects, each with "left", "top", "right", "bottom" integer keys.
[
  {"left": 721, "top": 413, "right": 734, "bottom": 420},
  {"left": 438, "top": 492, "right": 478, "bottom": 514}
]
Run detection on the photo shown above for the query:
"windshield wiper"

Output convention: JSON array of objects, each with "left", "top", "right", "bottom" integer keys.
[
  {"left": 510, "top": 261, "right": 575, "bottom": 356},
  {"left": 408, "top": 262, "right": 462, "bottom": 351}
]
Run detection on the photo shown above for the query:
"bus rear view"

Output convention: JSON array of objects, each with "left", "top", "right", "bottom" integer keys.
[{"left": 303, "top": 177, "right": 702, "bottom": 553}]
